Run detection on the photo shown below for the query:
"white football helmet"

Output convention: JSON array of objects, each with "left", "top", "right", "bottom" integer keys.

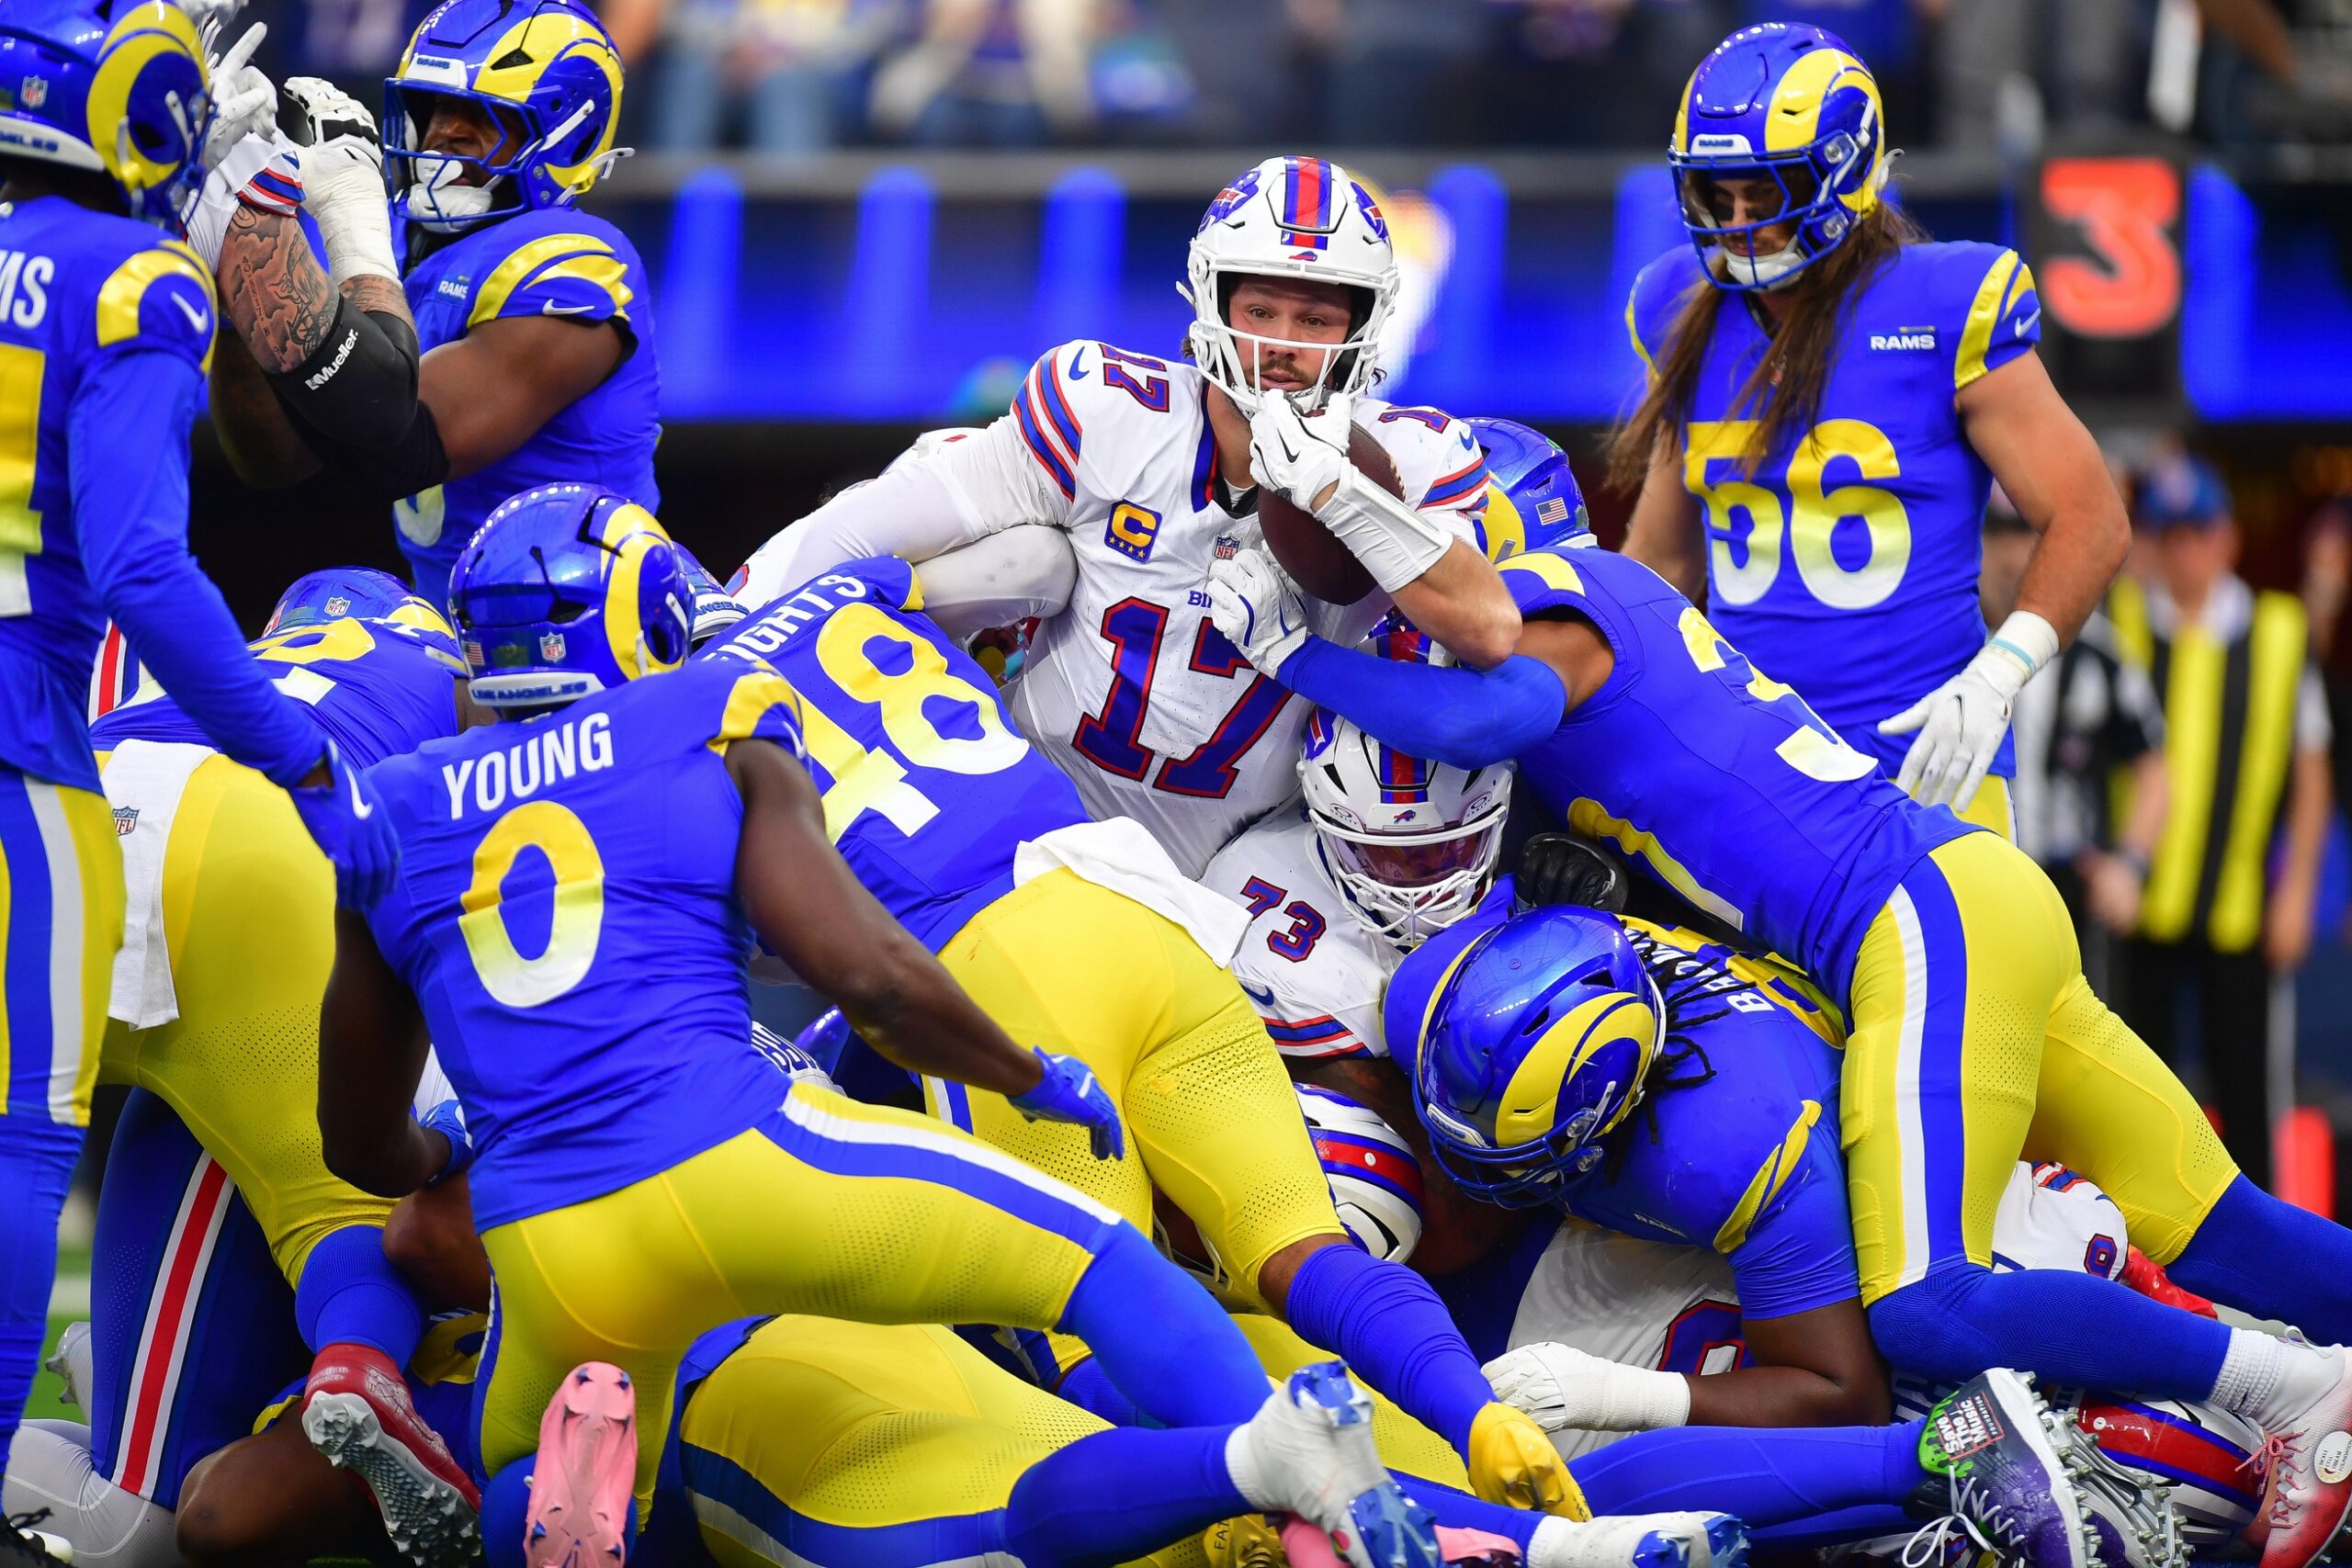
[
  {"left": 1182, "top": 155, "right": 1400, "bottom": 414},
  {"left": 1296, "top": 1083, "right": 1424, "bottom": 1263},
  {"left": 1300, "top": 633, "right": 1511, "bottom": 950}
]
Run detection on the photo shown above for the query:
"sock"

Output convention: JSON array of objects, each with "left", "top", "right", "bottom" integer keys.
[
  {"left": 2171, "top": 1175, "right": 2352, "bottom": 1344},
  {"left": 1280, "top": 1244, "right": 1493, "bottom": 1453},
  {"left": 1868, "top": 1259, "right": 2231, "bottom": 1395},
  {"left": 1056, "top": 1356, "right": 1145, "bottom": 1428},
  {"left": 481, "top": 1460, "right": 534, "bottom": 1568},
  {"left": 2210, "top": 1327, "right": 2344, "bottom": 1428},
  {"left": 1394, "top": 1472, "right": 1544, "bottom": 1556},
  {"left": 294, "top": 1225, "right": 424, "bottom": 1366},
  {"left": 1003, "top": 1425, "right": 1247, "bottom": 1568},
  {"left": 1567, "top": 1421, "right": 1928, "bottom": 1528},
  {"left": 1058, "top": 1224, "right": 1268, "bottom": 1426},
  {"left": 1751, "top": 1505, "right": 1921, "bottom": 1551},
  {"left": 0, "top": 1119, "right": 81, "bottom": 1466}
]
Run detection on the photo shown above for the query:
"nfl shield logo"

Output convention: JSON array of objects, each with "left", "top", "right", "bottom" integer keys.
[
  {"left": 324, "top": 594, "right": 350, "bottom": 616},
  {"left": 21, "top": 77, "right": 46, "bottom": 108},
  {"left": 112, "top": 807, "right": 138, "bottom": 836},
  {"left": 538, "top": 631, "right": 567, "bottom": 662},
  {"left": 1214, "top": 534, "right": 1239, "bottom": 560}
]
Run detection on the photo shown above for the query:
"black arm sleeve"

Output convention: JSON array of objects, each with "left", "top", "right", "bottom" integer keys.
[
  {"left": 262, "top": 297, "right": 421, "bottom": 454},
  {"left": 272, "top": 333, "right": 452, "bottom": 502}
]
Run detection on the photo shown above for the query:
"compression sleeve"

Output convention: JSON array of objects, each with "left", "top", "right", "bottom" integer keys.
[
  {"left": 74, "top": 350, "right": 322, "bottom": 785},
  {"left": 1279, "top": 636, "right": 1566, "bottom": 770},
  {"left": 912, "top": 526, "right": 1078, "bottom": 638},
  {"left": 731, "top": 416, "right": 1069, "bottom": 611}
]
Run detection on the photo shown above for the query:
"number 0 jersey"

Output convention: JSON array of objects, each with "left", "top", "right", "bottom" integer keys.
[
  {"left": 705, "top": 556, "right": 1091, "bottom": 951},
  {"left": 1627, "top": 241, "right": 2041, "bottom": 778},
  {"left": 1502, "top": 547, "right": 1971, "bottom": 1004},
  {"left": 356, "top": 659, "right": 806, "bottom": 1231},
  {"left": 394, "top": 210, "right": 659, "bottom": 604},
  {"left": 91, "top": 616, "right": 459, "bottom": 769}
]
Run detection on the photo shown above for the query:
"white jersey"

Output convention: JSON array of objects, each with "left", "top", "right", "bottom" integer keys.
[
  {"left": 736, "top": 340, "right": 1495, "bottom": 876},
  {"left": 1203, "top": 811, "right": 1400, "bottom": 1059}
]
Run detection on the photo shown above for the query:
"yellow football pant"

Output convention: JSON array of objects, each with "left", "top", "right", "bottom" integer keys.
[
  {"left": 924, "top": 869, "right": 1342, "bottom": 1318},
  {"left": 677, "top": 1315, "right": 1205, "bottom": 1568},
  {"left": 0, "top": 769, "right": 121, "bottom": 1126},
  {"left": 1842, "top": 830, "right": 2238, "bottom": 1303},
  {"left": 1951, "top": 775, "right": 2015, "bottom": 840},
  {"left": 94, "top": 753, "right": 389, "bottom": 1283},
  {"left": 478, "top": 1082, "right": 1126, "bottom": 1513}
]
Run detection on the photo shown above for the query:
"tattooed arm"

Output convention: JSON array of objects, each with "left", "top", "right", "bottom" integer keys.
[{"left": 218, "top": 203, "right": 346, "bottom": 373}]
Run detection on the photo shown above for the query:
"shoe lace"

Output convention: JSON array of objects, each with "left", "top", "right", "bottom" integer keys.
[
  {"left": 2247, "top": 1431, "right": 2299, "bottom": 1528},
  {"left": 1908, "top": 1475, "right": 2019, "bottom": 1568}
]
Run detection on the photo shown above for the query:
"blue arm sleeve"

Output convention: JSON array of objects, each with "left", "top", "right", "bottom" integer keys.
[
  {"left": 1280, "top": 637, "right": 1566, "bottom": 770},
  {"left": 73, "top": 350, "right": 322, "bottom": 786}
]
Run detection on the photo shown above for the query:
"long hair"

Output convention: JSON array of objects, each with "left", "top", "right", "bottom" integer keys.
[{"left": 1606, "top": 202, "right": 1930, "bottom": 491}]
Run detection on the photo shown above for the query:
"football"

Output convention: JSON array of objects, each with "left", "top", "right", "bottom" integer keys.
[{"left": 1256, "top": 421, "right": 1399, "bottom": 606}]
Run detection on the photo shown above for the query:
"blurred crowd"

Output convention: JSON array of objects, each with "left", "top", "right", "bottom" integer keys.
[
  {"left": 249, "top": 0, "right": 2352, "bottom": 157},
  {"left": 1994, "top": 444, "right": 2352, "bottom": 1198}
]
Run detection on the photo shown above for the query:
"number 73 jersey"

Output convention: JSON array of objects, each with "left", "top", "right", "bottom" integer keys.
[
  {"left": 1628, "top": 241, "right": 2041, "bottom": 777},
  {"left": 989, "top": 340, "right": 1493, "bottom": 876}
]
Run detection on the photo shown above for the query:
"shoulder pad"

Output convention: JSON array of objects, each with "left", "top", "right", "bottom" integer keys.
[
  {"left": 1937, "top": 243, "right": 2041, "bottom": 392},
  {"left": 1009, "top": 339, "right": 1102, "bottom": 502},
  {"left": 1497, "top": 548, "right": 1593, "bottom": 616},
  {"left": 95, "top": 242, "right": 215, "bottom": 370},
  {"left": 695, "top": 656, "right": 806, "bottom": 761},
  {"left": 1361, "top": 402, "right": 1490, "bottom": 514},
  {"left": 1627, "top": 246, "right": 1708, "bottom": 378},
  {"left": 464, "top": 216, "right": 640, "bottom": 330}
]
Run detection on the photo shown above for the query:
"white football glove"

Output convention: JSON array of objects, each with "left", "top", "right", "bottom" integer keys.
[
  {"left": 1205, "top": 547, "right": 1310, "bottom": 678},
  {"left": 1247, "top": 389, "right": 1352, "bottom": 513},
  {"left": 199, "top": 22, "right": 281, "bottom": 174},
  {"left": 1878, "top": 610, "right": 2058, "bottom": 812},
  {"left": 1484, "top": 1341, "right": 1691, "bottom": 1434},
  {"left": 184, "top": 23, "right": 300, "bottom": 271},
  {"left": 282, "top": 76, "right": 398, "bottom": 286}
]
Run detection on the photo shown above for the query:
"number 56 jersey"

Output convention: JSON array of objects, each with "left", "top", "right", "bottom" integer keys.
[
  {"left": 355, "top": 658, "right": 807, "bottom": 1232},
  {"left": 937, "top": 340, "right": 1494, "bottom": 876}
]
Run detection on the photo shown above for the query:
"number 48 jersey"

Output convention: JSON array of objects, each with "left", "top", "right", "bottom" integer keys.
[{"left": 978, "top": 341, "right": 1493, "bottom": 876}]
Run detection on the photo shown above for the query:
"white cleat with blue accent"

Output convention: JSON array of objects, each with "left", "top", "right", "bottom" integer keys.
[{"left": 1226, "top": 1361, "right": 1444, "bottom": 1568}]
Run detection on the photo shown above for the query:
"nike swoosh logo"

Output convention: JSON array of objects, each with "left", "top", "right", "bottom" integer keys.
[
  {"left": 1066, "top": 346, "right": 1088, "bottom": 380},
  {"left": 1276, "top": 431, "right": 1301, "bottom": 464},
  {"left": 2014, "top": 308, "right": 2041, "bottom": 335},
  {"left": 541, "top": 300, "right": 595, "bottom": 316},
  {"left": 172, "top": 294, "right": 208, "bottom": 333},
  {"left": 1239, "top": 981, "right": 1275, "bottom": 1007},
  {"left": 346, "top": 769, "right": 374, "bottom": 820}
]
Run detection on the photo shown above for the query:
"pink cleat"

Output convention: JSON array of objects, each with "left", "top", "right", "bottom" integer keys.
[
  {"left": 524, "top": 1362, "right": 637, "bottom": 1568},
  {"left": 2256, "top": 1346, "right": 2352, "bottom": 1568}
]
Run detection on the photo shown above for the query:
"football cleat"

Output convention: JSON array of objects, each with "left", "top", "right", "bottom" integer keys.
[
  {"left": 1202, "top": 1516, "right": 1287, "bottom": 1568},
  {"left": 2256, "top": 1344, "right": 2352, "bottom": 1568},
  {"left": 524, "top": 1361, "right": 637, "bottom": 1568},
  {"left": 1528, "top": 1512, "right": 1747, "bottom": 1568},
  {"left": 1233, "top": 1362, "right": 1444, "bottom": 1568},
  {"left": 300, "top": 1344, "right": 481, "bottom": 1568},
  {"left": 40, "top": 1323, "right": 89, "bottom": 1412},
  {"left": 1915, "top": 1369, "right": 2112, "bottom": 1568},
  {"left": 0, "top": 1510, "right": 69, "bottom": 1564},
  {"left": 2049, "top": 1404, "right": 2187, "bottom": 1568}
]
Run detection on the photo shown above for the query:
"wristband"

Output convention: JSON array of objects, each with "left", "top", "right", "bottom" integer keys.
[{"left": 1315, "top": 464, "right": 1455, "bottom": 594}]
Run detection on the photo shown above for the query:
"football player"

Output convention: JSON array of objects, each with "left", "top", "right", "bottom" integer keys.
[
  {"left": 0, "top": 10, "right": 383, "bottom": 1557},
  {"left": 1611, "top": 24, "right": 2130, "bottom": 832},
  {"left": 1204, "top": 522, "right": 2352, "bottom": 1568},
  {"left": 1461, "top": 421, "right": 1595, "bottom": 565},
  {"left": 708, "top": 550, "right": 1578, "bottom": 1517},
  {"left": 316, "top": 485, "right": 1434, "bottom": 1568},
  {"left": 80, "top": 570, "right": 479, "bottom": 1559},
  {"left": 206, "top": 0, "right": 657, "bottom": 608},
  {"left": 732, "top": 154, "right": 1518, "bottom": 878}
]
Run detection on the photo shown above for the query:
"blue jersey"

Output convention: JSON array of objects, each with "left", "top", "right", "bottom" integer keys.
[
  {"left": 357, "top": 658, "right": 806, "bottom": 1231},
  {"left": 93, "top": 616, "right": 458, "bottom": 769},
  {"left": 0, "top": 197, "right": 319, "bottom": 792},
  {"left": 1627, "top": 242, "right": 2041, "bottom": 778},
  {"left": 395, "top": 210, "right": 659, "bottom": 604},
  {"left": 1390, "top": 897, "right": 1859, "bottom": 1323},
  {"left": 705, "top": 557, "right": 1091, "bottom": 952},
  {"left": 1501, "top": 547, "right": 1971, "bottom": 1003}
]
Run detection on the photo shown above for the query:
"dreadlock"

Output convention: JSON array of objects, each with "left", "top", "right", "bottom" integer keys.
[{"left": 1599, "top": 930, "right": 1736, "bottom": 1181}]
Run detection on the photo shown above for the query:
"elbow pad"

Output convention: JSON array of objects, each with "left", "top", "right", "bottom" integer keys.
[
  {"left": 282, "top": 383, "right": 452, "bottom": 502},
  {"left": 263, "top": 298, "right": 419, "bottom": 452}
]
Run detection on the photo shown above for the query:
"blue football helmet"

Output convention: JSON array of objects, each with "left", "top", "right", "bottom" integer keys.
[
  {"left": 673, "top": 543, "right": 746, "bottom": 649},
  {"left": 1412, "top": 908, "right": 1664, "bottom": 1208},
  {"left": 1467, "top": 418, "right": 1590, "bottom": 559},
  {"left": 1668, "top": 23, "right": 1887, "bottom": 291},
  {"left": 267, "top": 565, "right": 468, "bottom": 672},
  {"left": 447, "top": 483, "right": 691, "bottom": 709},
  {"left": 0, "top": 0, "right": 213, "bottom": 229},
  {"left": 383, "top": 0, "right": 625, "bottom": 232}
]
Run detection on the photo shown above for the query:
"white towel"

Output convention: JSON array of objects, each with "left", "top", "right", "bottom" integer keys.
[
  {"left": 99, "top": 741, "right": 212, "bottom": 1029},
  {"left": 1012, "top": 817, "right": 1249, "bottom": 967}
]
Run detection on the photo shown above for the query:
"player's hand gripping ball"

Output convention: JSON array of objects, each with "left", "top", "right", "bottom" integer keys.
[{"left": 1249, "top": 394, "right": 1400, "bottom": 606}]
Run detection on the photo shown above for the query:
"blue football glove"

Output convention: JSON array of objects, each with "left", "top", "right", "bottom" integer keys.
[
  {"left": 288, "top": 738, "right": 399, "bottom": 908},
  {"left": 418, "top": 1098, "right": 473, "bottom": 1186},
  {"left": 1009, "top": 1046, "right": 1125, "bottom": 1161}
]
